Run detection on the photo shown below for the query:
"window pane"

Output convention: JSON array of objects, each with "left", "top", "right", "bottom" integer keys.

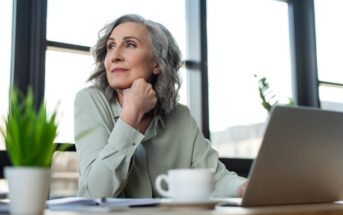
[
  {"left": 207, "top": 0, "right": 292, "bottom": 158},
  {"left": 47, "top": 0, "right": 186, "bottom": 50},
  {"left": 315, "top": 0, "right": 343, "bottom": 83},
  {"left": 0, "top": 0, "right": 12, "bottom": 150},
  {"left": 319, "top": 84, "right": 343, "bottom": 112},
  {"left": 45, "top": 50, "right": 93, "bottom": 143}
]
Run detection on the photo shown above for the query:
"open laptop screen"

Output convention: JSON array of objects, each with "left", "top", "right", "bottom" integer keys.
[{"left": 242, "top": 106, "right": 343, "bottom": 206}]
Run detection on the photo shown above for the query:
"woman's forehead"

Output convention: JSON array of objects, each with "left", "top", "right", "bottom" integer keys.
[{"left": 110, "top": 22, "right": 149, "bottom": 40}]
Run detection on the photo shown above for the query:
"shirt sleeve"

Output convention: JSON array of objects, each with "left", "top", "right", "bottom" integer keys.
[
  {"left": 189, "top": 112, "right": 247, "bottom": 197},
  {"left": 74, "top": 88, "right": 144, "bottom": 198}
]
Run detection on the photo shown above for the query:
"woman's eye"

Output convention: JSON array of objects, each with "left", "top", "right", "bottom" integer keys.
[
  {"left": 107, "top": 43, "right": 115, "bottom": 49},
  {"left": 126, "top": 42, "right": 137, "bottom": 48}
]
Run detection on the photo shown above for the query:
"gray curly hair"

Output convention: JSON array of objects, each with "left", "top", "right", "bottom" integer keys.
[{"left": 88, "top": 14, "right": 182, "bottom": 116}]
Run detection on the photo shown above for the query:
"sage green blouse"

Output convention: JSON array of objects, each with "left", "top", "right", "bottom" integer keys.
[{"left": 74, "top": 87, "right": 246, "bottom": 199}]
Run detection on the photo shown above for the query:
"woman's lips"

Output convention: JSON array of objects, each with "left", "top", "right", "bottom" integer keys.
[{"left": 111, "top": 68, "right": 128, "bottom": 73}]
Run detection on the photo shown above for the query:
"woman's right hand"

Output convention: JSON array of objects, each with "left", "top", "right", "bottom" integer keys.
[{"left": 120, "top": 78, "right": 157, "bottom": 129}]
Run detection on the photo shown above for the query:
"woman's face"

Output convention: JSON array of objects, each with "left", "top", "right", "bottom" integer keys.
[{"left": 104, "top": 22, "right": 158, "bottom": 90}]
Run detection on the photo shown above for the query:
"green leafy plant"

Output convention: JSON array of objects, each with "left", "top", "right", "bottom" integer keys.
[
  {"left": 255, "top": 75, "right": 295, "bottom": 112},
  {"left": 0, "top": 87, "right": 63, "bottom": 167},
  {"left": 257, "top": 77, "right": 277, "bottom": 112}
]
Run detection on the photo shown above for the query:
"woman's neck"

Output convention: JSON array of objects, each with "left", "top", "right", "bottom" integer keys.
[{"left": 115, "top": 89, "right": 124, "bottom": 107}]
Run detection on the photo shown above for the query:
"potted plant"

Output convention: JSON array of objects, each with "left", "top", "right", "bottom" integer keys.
[{"left": 0, "top": 87, "right": 65, "bottom": 214}]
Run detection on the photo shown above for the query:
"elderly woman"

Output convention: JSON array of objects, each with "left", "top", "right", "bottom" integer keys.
[{"left": 74, "top": 14, "right": 247, "bottom": 199}]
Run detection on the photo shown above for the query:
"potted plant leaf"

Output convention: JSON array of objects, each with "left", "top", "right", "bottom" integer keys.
[{"left": 0, "top": 87, "right": 65, "bottom": 214}]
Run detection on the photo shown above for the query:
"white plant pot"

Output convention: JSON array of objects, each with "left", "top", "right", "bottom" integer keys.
[{"left": 5, "top": 167, "right": 51, "bottom": 215}]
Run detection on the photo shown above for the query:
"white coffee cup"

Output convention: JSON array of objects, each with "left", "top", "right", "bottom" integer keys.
[{"left": 155, "top": 168, "right": 214, "bottom": 202}]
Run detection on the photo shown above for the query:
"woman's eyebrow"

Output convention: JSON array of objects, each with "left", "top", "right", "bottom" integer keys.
[
  {"left": 123, "top": 36, "right": 141, "bottom": 43},
  {"left": 107, "top": 37, "right": 115, "bottom": 42},
  {"left": 107, "top": 36, "right": 142, "bottom": 43}
]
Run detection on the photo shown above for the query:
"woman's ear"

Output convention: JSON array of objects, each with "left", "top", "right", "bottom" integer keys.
[{"left": 153, "top": 63, "right": 160, "bottom": 75}]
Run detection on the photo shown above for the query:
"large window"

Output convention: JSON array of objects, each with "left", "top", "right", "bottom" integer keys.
[
  {"left": 314, "top": 0, "right": 343, "bottom": 112},
  {"left": 46, "top": 0, "right": 187, "bottom": 143},
  {"left": 207, "top": 0, "right": 292, "bottom": 158},
  {"left": 0, "top": 0, "right": 13, "bottom": 150}
]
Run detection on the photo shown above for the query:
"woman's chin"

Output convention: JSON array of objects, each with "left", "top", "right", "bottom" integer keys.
[
  {"left": 110, "top": 83, "right": 132, "bottom": 91},
  {"left": 108, "top": 77, "right": 133, "bottom": 89}
]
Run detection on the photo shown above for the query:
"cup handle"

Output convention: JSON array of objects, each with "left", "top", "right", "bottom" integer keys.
[{"left": 155, "top": 174, "right": 170, "bottom": 198}]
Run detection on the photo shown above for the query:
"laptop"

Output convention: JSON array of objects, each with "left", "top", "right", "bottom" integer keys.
[{"left": 225, "top": 105, "right": 343, "bottom": 207}]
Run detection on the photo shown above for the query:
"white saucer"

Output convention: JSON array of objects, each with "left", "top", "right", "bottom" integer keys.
[{"left": 160, "top": 199, "right": 223, "bottom": 209}]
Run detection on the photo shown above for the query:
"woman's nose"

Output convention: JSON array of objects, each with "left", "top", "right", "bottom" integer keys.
[{"left": 110, "top": 47, "right": 124, "bottom": 62}]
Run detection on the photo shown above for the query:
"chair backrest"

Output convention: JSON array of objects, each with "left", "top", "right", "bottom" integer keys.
[
  {"left": 219, "top": 158, "right": 252, "bottom": 178},
  {"left": 0, "top": 151, "right": 11, "bottom": 178}
]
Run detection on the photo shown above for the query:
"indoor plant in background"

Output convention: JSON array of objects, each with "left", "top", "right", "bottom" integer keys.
[
  {"left": 255, "top": 75, "right": 295, "bottom": 112},
  {"left": 0, "top": 87, "right": 66, "bottom": 214}
]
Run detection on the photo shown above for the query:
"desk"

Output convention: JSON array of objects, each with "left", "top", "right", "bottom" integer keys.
[{"left": 43, "top": 203, "right": 343, "bottom": 215}]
